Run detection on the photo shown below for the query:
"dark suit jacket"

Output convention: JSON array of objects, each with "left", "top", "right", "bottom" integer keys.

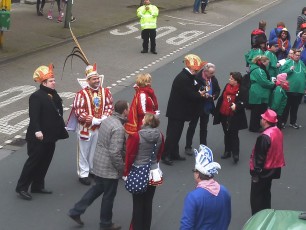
[
  {"left": 26, "top": 85, "right": 68, "bottom": 143},
  {"left": 166, "top": 68, "right": 203, "bottom": 121}
]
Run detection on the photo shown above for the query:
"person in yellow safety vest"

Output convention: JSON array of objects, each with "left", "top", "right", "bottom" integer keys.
[{"left": 137, "top": 0, "right": 159, "bottom": 54}]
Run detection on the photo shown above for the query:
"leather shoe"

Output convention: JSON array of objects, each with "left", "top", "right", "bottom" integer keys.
[
  {"left": 141, "top": 50, "right": 148, "bottom": 53},
  {"left": 79, "top": 177, "right": 91, "bottom": 186},
  {"left": 233, "top": 154, "right": 239, "bottom": 164},
  {"left": 31, "top": 188, "right": 53, "bottom": 194},
  {"left": 185, "top": 148, "right": 193, "bottom": 156},
  {"left": 151, "top": 50, "right": 157, "bottom": 54},
  {"left": 172, "top": 156, "right": 186, "bottom": 161},
  {"left": 68, "top": 213, "right": 84, "bottom": 225},
  {"left": 100, "top": 223, "right": 121, "bottom": 230},
  {"left": 17, "top": 190, "right": 32, "bottom": 200},
  {"left": 162, "top": 157, "right": 173, "bottom": 166}
]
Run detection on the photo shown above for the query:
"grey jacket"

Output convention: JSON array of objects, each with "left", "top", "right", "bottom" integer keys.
[
  {"left": 93, "top": 112, "right": 126, "bottom": 179},
  {"left": 134, "top": 125, "right": 163, "bottom": 170}
]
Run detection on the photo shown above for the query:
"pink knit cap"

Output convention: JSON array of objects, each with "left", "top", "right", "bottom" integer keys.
[{"left": 276, "top": 73, "right": 287, "bottom": 82}]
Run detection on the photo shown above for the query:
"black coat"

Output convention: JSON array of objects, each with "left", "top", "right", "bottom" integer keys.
[
  {"left": 166, "top": 68, "right": 203, "bottom": 121},
  {"left": 213, "top": 83, "right": 248, "bottom": 131},
  {"left": 26, "top": 84, "right": 69, "bottom": 142},
  {"left": 194, "top": 70, "right": 221, "bottom": 115}
]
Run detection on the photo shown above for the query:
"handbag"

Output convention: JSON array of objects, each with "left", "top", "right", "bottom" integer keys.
[
  {"left": 125, "top": 143, "right": 156, "bottom": 194},
  {"left": 149, "top": 163, "right": 163, "bottom": 186}
]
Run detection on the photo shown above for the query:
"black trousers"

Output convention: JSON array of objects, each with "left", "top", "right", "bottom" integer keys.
[
  {"left": 16, "top": 140, "right": 55, "bottom": 192},
  {"left": 141, "top": 29, "right": 156, "bottom": 52},
  {"left": 221, "top": 118, "right": 239, "bottom": 156},
  {"left": 163, "top": 118, "right": 185, "bottom": 159},
  {"left": 131, "top": 186, "right": 156, "bottom": 230},
  {"left": 249, "top": 103, "right": 268, "bottom": 132},
  {"left": 185, "top": 112, "right": 209, "bottom": 149},
  {"left": 36, "top": 0, "right": 46, "bottom": 12},
  {"left": 282, "top": 92, "right": 303, "bottom": 125},
  {"left": 250, "top": 178, "right": 272, "bottom": 215}
]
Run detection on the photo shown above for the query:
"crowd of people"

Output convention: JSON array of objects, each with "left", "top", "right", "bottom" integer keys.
[{"left": 14, "top": 5, "right": 306, "bottom": 230}]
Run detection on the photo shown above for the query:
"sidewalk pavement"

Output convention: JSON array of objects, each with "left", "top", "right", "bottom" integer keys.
[{"left": 0, "top": 0, "right": 219, "bottom": 64}]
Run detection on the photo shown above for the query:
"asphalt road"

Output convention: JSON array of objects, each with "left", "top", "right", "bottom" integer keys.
[{"left": 1, "top": 0, "right": 306, "bottom": 230}]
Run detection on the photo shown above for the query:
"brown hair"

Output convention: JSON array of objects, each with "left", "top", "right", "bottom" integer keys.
[
  {"left": 276, "top": 21, "right": 285, "bottom": 27},
  {"left": 230, "top": 72, "right": 242, "bottom": 84},
  {"left": 136, "top": 73, "right": 152, "bottom": 87},
  {"left": 143, "top": 113, "right": 160, "bottom": 128},
  {"left": 259, "top": 20, "right": 266, "bottom": 30},
  {"left": 114, "top": 100, "right": 128, "bottom": 114}
]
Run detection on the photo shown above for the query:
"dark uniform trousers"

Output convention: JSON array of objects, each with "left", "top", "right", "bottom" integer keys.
[
  {"left": 141, "top": 29, "right": 156, "bottom": 52},
  {"left": 250, "top": 178, "right": 272, "bottom": 215},
  {"left": 16, "top": 140, "right": 55, "bottom": 192}
]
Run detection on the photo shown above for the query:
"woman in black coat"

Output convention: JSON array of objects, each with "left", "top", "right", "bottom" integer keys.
[{"left": 213, "top": 72, "right": 248, "bottom": 163}]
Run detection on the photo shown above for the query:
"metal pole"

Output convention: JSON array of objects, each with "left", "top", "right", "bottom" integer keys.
[{"left": 64, "top": 0, "right": 72, "bottom": 28}]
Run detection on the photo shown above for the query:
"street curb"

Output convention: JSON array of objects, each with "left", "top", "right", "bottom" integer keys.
[{"left": 1, "top": 0, "right": 220, "bottom": 65}]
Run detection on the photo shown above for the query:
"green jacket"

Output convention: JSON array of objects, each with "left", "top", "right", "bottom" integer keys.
[
  {"left": 269, "top": 86, "right": 287, "bottom": 116},
  {"left": 245, "top": 48, "right": 264, "bottom": 66},
  {"left": 264, "top": 50, "right": 279, "bottom": 79},
  {"left": 137, "top": 4, "right": 159, "bottom": 30},
  {"left": 249, "top": 64, "right": 275, "bottom": 104},
  {"left": 280, "top": 59, "right": 306, "bottom": 94}
]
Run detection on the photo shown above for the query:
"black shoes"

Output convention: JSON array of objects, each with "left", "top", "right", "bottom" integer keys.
[
  {"left": 141, "top": 50, "right": 158, "bottom": 54},
  {"left": 79, "top": 177, "right": 91, "bottom": 186},
  {"left": 162, "top": 157, "right": 173, "bottom": 166},
  {"left": 185, "top": 148, "right": 193, "bottom": 156},
  {"left": 31, "top": 188, "right": 53, "bottom": 194},
  {"left": 221, "top": 151, "right": 231, "bottom": 159},
  {"left": 172, "top": 156, "right": 186, "bottom": 161},
  {"left": 233, "top": 154, "right": 239, "bottom": 164},
  {"left": 17, "top": 190, "right": 32, "bottom": 200},
  {"left": 68, "top": 213, "right": 84, "bottom": 225}
]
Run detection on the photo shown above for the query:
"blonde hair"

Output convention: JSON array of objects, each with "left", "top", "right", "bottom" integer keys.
[
  {"left": 252, "top": 55, "right": 269, "bottom": 63},
  {"left": 143, "top": 113, "right": 160, "bottom": 128},
  {"left": 136, "top": 73, "right": 152, "bottom": 87}
]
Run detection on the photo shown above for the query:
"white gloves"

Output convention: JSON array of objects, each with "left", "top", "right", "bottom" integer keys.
[
  {"left": 92, "top": 117, "right": 102, "bottom": 126},
  {"left": 155, "top": 110, "right": 160, "bottom": 116},
  {"left": 35, "top": 131, "right": 43, "bottom": 141}
]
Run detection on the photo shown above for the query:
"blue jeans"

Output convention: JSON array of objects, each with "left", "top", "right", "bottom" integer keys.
[
  {"left": 69, "top": 176, "right": 119, "bottom": 228},
  {"left": 193, "top": 0, "right": 201, "bottom": 12}
]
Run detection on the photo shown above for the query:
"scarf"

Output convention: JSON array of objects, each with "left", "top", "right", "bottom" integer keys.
[
  {"left": 40, "top": 84, "right": 62, "bottom": 115},
  {"left": 196, "top": 179, "right": 220, "bottom": 196},
  {"left": 219, "top": 83, "right": 239, "bottom": 116}
]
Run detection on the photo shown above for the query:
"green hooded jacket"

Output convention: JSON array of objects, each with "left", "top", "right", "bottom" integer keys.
[
  {"left": 269, "top": 86, "right": 287, "bottom": 116},
  {"left": 249, "top": 64, "right": 275, "bottom": 104}
]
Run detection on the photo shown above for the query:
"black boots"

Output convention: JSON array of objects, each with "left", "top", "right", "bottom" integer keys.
[{"left": 221, "top": 151, "right": 239, "bottom": 163}]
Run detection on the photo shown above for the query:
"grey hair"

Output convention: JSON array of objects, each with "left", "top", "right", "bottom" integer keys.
[{"left": 203, "top": 63, "right": 215, "bottom": 71}]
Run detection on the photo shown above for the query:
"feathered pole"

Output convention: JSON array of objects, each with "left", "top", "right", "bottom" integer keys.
[{"left": 62, "top": 23, "right": 90, "bottom": 79}]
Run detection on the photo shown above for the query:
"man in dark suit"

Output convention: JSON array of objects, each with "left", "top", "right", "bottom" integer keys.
[
  {"left": 15, "top": 64, "right": 69, "bottom": 200},
  {"left": 162, "top": 54, "right": 207, "bottom": 166}
]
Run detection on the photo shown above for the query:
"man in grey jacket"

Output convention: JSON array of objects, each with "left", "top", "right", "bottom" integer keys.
[{"left": 68, "top": 100, "right": 129, "bottom": 230}]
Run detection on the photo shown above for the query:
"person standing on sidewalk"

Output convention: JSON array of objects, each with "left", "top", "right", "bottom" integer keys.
[
  {"left": 16, "top": 64, "right": 69, "bottom": 200},
  {"left": 67, "top": 64, "right": 114, "bottom": 186},
  {"left": 184, "top": 63, "right": 220, "bottom": 156},
  {"left": 280, "top": 49, "right": 306, "bottom": 129},
  {"left": 249, "top": 109, "right": 285, "bottom": 215},
  {"left": 36, "top": 0, "right": 46, "bottom": 16},
  {"left": 162, "top": 54, "right": 207, "bottom": 166},
  {"left": 137, "top": 0, "right": 159, "bottom": 54},
  {"left": 68, "top": 100, "right": 129, "bottom": 230},
  {"left": 180, "top": 145, "right": 231, "bottom": 230}
]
